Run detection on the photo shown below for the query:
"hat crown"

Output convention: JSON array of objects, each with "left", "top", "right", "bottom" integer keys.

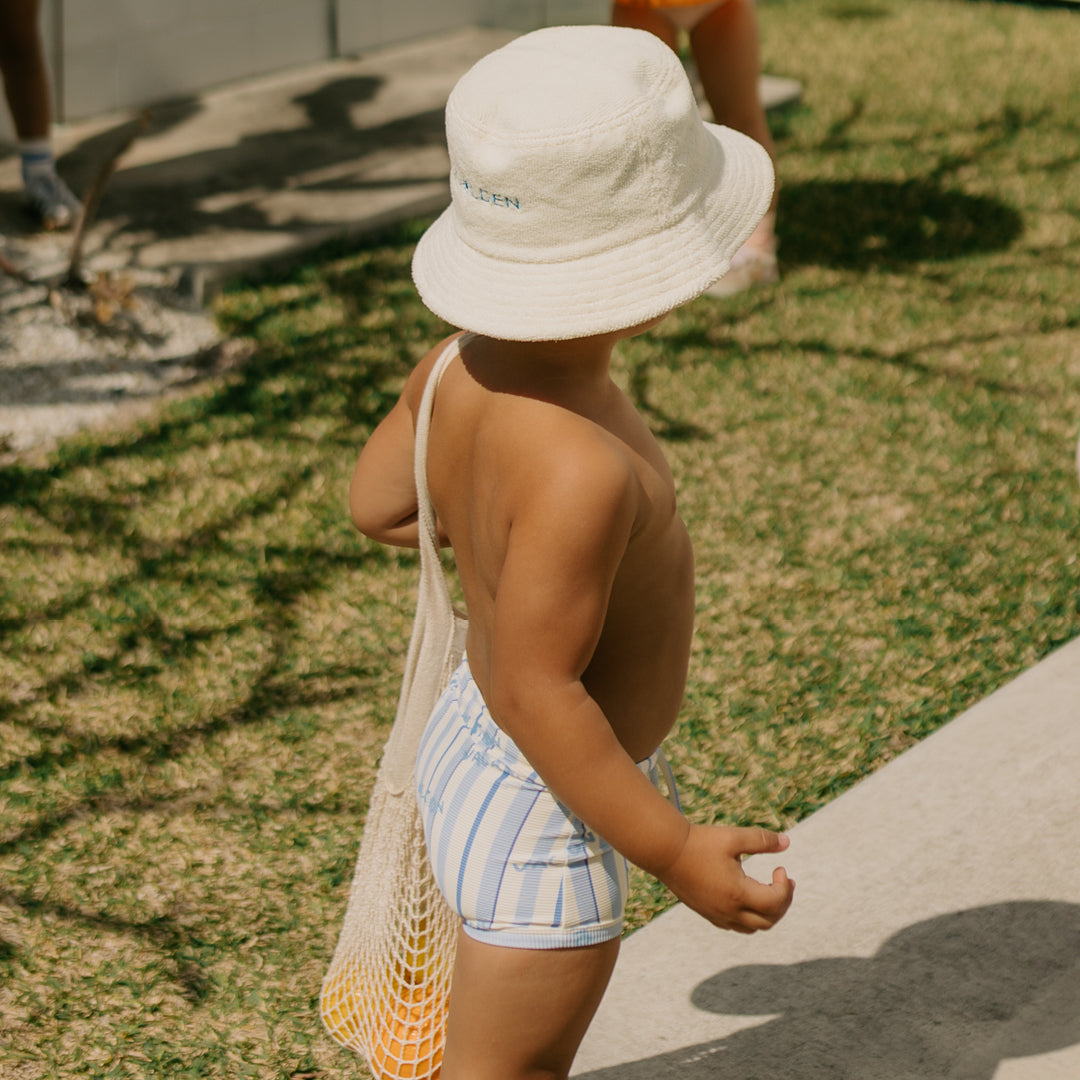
[
  {"left": 445, "top": 26, "right": 712, "bottom": 262},
  {"left": 451, "top": 26, "right": 682, "bottom": 137},
  {"left": 411, "top": 24, "right": 774, "bottom": 341}
]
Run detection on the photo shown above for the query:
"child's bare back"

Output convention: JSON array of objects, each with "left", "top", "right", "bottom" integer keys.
[{"left": 432, "top": 329, "right": 693, "bottom": 761}]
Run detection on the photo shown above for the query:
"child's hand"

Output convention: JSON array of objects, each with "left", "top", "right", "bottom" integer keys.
[{"left": 658, "top": 824, "right": 795, "bottom": 934}]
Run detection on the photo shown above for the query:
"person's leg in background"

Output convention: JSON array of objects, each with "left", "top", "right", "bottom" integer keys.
[
  {"left": 611, "top": 1, "right": 679, "bottom": 51},
  {"left": 690, "top": 0, "right": 778, "bottom": 294},
  {"left": 0, "top": 0, "right": 82, "bottom": 228},
  {"left": 612, "top": 0, "right": 778, "bottom": 295}
]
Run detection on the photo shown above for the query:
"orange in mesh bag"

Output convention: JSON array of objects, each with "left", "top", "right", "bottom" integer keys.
[
  {"left": 320, "top": 911, "right": 452, "bottom": 1079},
  {"left": 320, "top": 340, "right": 465, "bottom": 1080},
  {"left": 322, "top": 964, "right": 447, "bottom": 1078},
  {"left": 319, "top": 805, "right": 458, "bottom": 1080}
]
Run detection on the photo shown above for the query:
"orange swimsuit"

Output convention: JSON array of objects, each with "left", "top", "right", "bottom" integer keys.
[{"left": 612, "top": 0, "right": 731, "bottom": 32}]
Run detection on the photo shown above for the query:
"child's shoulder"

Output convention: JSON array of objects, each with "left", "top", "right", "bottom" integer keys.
[
  {"left": 479, "top": 394, "right": 640, "bottom": 541},
  {"left": 401, "top": 332, "right": 467, "bottom": 413},
  {"left": 419, "top": 334, "right": 639, "bottom": 523}
]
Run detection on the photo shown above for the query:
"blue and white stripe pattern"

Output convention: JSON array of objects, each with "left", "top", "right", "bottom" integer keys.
[{"left": 416, "top": 659, "right": 664, "bottom": 949}]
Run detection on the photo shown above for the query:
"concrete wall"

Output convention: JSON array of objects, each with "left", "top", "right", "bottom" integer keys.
[
  {"left": 62, "top": 0, "right": 332, "bottom": 121},
  {"left": 337, "top": 0, "right": 487, "bottom": 54},
  {"left": 0, "top": 0, "right": 608, "bottom": 142}
]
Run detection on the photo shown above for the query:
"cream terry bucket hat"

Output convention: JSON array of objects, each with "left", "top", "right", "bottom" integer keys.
[{"left": 411, "top": 24, "right": 775, "bottom": 342}]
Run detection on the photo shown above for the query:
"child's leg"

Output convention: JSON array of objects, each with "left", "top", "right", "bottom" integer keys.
[
  {"left": 610, "top": 2, "right": 679, "bottom": 52},
  {"left": 441, "top": 928, "right": 620, "bottom": 1080}
]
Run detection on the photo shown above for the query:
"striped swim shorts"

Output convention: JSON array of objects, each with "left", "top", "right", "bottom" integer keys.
[{"left": 415, "top": 659, "right": 667, "bottom": 950}]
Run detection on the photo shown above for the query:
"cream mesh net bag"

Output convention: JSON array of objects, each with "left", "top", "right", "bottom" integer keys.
[{"left": 321, "top": 340, "right": 466, "bottom": 1080}]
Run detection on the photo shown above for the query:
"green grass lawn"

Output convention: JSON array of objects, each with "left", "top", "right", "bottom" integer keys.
[{"left": 2, "top": 1, "right": 1079, "bottom": 1075}]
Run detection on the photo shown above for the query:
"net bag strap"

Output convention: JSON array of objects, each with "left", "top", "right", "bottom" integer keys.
[{"left": 380, "top": 334, "right": 467, "bottom": 794}]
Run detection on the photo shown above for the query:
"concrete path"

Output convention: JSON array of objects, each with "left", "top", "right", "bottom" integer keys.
[
  {"left": 573, "top": 636, "right": 1080, "bottom": 1079},
  {"left": 0, "top": 26, "right": 800, "bottom": 459},
  {"left": 0, "top": 27, "right": 802, "bottom": 299},
  {"left": 0, "top": 28, "right": 518, "bottom": 297}
]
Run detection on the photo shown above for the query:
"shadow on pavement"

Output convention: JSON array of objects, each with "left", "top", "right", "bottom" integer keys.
[
  {"left": 578, "top": 902, "right": 1080, "bottom": 1079},
  {"left": 0, "top": 71, "right": 448, "bottom": 244}
]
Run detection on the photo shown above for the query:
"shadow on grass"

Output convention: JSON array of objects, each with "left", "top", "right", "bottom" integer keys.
[
  {"left": 0, "top": 228, "right": 437, "bottom": 998},
  {"left": 628, "top": 360, "right": 713, "bottom": 442},
  {"left": 971, "top": 0, "right": 1080, "bottom": 10},
  {"left": 779, "top": 178, "right": 1023, "bottom": 270},
  {"left": 0, "top": 883, "right": 215, "bottom": 1001},
  {"left": 821, "top": 3, "right": 894, "bottom": 16},
  {"left": 775, "top": 99, "right": 1080, "bottom": 270}
]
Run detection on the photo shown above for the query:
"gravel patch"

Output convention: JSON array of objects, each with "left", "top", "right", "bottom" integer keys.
[{"left": 1, "top": 229, "right": 226, "bottom": 465}]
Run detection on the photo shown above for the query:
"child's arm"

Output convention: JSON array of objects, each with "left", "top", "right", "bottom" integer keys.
[
  {"left": 349, "top": 345, "right": 449, "bottom": 549},
  {"left": 484, "top": 437, "right": 794, "bottom": 934},
  {"left": 350, "top": 390, "right": 423, "bottom": 548}
]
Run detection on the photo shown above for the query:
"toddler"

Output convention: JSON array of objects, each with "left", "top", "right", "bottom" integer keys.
[{"left": 350, "top": 25, "right": 794, "bottom": 1079}]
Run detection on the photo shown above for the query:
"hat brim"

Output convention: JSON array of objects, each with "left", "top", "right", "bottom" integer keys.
[{"left": 411, "top": 122, "right": 774, "bottom": 342}]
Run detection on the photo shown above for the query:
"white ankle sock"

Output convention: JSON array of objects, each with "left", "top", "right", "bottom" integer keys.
[{"left": 19, "top": 138, "right": 56, "bottom": 179}]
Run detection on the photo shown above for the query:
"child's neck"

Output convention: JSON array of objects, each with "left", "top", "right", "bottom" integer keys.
[{"left": 464, "top": 334, "right": 616, "bottom": 401}]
